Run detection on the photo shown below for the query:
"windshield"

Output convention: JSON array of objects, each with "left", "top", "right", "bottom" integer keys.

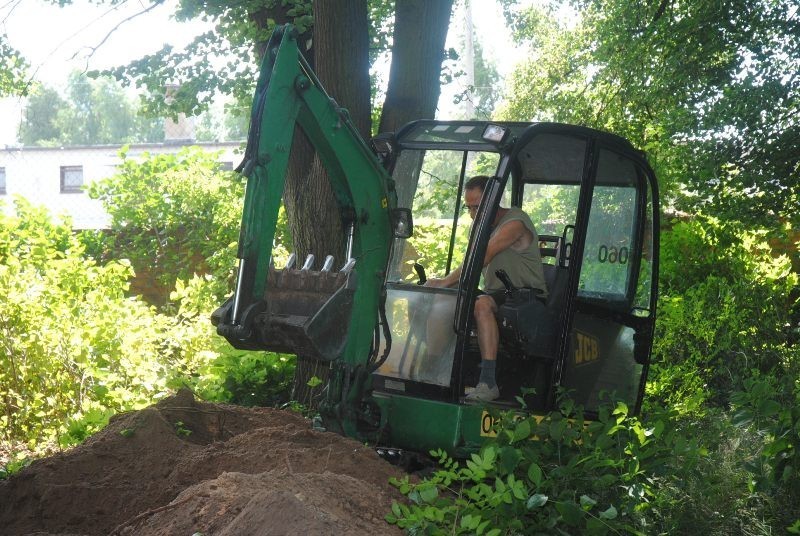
[{"left": 387, "top": 149, "right": 500, "bottom": 282}]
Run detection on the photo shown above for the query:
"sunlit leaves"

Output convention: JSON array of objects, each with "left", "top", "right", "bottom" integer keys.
[
  {"left": 0, "top": 35, "right": 28, "bottom": 97},
  {"left": 85, "top": 146, "right": 244, "bottom": 298},
  {"left": 502, "top": 0, "right": 800, "bottom": 226},
  {"left": 0, "top": 200, "right": 171, "bottom": 447},
  {"left": 100, "top": 0, "right": 313, "bottom": 118}
]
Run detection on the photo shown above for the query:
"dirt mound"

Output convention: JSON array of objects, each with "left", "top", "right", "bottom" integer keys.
[{"left": 0, "top": 389, "right": 405, "bottom": 535}]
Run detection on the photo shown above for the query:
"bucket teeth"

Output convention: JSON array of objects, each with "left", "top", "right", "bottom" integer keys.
[
  {"left": 340, "top": 258, "right": 356, "bottom": 274},
  {"left": 321, "top": 255, "right": 334, "bottom": 272},
  {"left": 301, "top": 254, "right": 315, "bottom": 270}
]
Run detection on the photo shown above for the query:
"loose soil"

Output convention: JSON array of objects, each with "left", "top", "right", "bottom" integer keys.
[{"left": 0, "top": 389, "right": 407, "bottom": 535}]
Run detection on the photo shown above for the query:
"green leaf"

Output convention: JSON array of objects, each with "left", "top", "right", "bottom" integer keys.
[
  {"left": 461, "top": 514, "right": 481, "bottom": 530},
  {"left": 527, "top": 493, "right": 548, "bottom": 508},
  {"left": 306, "top": 375, "right": 323, "bottom": 388},
  {"left": 579, "top": 495, "right": 597, "bottom": 510},
  {"left": 599, "top": 505, "right": 618, "bottom": 520},
  {"left": 498, "top": 445, "right": 522, "bottom": 473},
  {"left": 419, "top": 485, "right": 438, "bottom": 503},
  {"left": 556, "top": 501, "right": 582, "bottom": 526},
  {"left": 549, "top": 420, "right": 566, "bottom": 441},
  {"left": 512, "top": 419, "right": 532, "bottom": 442},
  {"left": 527, "top": 462, "right": 543, "bottom": 487},
  {"left": 758, "top": 399, "right": 782, "bottom": 417}
]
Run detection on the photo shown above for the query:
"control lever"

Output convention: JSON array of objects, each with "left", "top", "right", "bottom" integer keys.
[
  {"left": 495, "top": 269, "right": 515, "bottom": 293},
  {"left": 413, "top": 263, "right": 427, "bottom": 285}
]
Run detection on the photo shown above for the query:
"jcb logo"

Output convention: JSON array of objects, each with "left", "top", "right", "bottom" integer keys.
[{"left": 574, "top": 330, "right": 599, "bottom": 365}]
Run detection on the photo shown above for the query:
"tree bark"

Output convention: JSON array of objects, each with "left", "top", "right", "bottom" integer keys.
[
  {"left": 247, "top": 1, "right": 453, "bottom": 409},
  {"left": 283, "top": 0, "right": 371, "bottom": 267},
  {"left": 379, "top": 0, "right": 454, "bottom": 212},
  {"left": 378, "top": 0, "right": 454, "bottom": 134},
  {"left": 287, "top": 0, "right": 372, "bottom": 408}
]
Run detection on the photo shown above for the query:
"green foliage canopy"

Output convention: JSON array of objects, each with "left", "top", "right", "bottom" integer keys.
[
  {"left": 502, "top": 0, "right": 800, "bottom": 227},
  {"left": 19, "top": 73, "right": 164, "bottom": 146},
  {"left": 0, "top": 199, "right": 171, "bottom": 445},
  {"left": 85, "top": 146, "right": 244, "bottom": 299},
  {"left": 0, "top": 149, "right": 297, "bottom": 450},
  {"left": 0, "top": 34, "right": 28, "bottom": 97},
  {"left": 97, "top": 0, "right": 314, "bottom": 118},
  {"left": 651, "top": 216, "right": 798, "bottom": 408}
]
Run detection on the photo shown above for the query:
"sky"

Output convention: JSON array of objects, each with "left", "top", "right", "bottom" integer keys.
[
  {"left": 0, "top": 0, "right": 210, "bottom": 144},
  {"left": 0, "top": 0, "right": 524, "bottom": 146}
]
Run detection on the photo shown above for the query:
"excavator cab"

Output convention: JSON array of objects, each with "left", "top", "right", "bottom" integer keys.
[
  {"left": 213, "top": 24, "right": 659, "bottom": 457},
  {"left": 369, "top": 121, "right": 659, "bottom": 454}
]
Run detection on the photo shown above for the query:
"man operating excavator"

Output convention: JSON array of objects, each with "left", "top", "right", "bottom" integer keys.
[{"left": 424, "top": 175, "right": 549, "bottom": 401}]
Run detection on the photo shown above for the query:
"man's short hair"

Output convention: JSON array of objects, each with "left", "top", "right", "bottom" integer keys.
[{"left": 465, "top": 175, "right": 491, "bottom": 192}]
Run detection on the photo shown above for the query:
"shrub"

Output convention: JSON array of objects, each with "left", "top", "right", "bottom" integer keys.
[
  {"left": 84, "top": 147, "right": 245, "bottom": 304},
  {"left": 651, "top": 216, "right": 798, "bottom": 408},
  {"left": 387, "top": 397, "right": 706, "bottom": 535},
  {"left": 165, "top": 274, "right": 295, "bottom": 407},
  {"left": 0, "top": 200, "right": 171, "bottom": 448}
]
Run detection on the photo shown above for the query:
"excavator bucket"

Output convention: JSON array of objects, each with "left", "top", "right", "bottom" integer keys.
[{"left": 251, "top": 255, "right": 357, "bottom": 361}]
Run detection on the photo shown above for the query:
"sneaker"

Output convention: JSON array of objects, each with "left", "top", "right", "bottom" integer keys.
[{"left": 465, "top": 383, "right": 500, "bottom": 402}]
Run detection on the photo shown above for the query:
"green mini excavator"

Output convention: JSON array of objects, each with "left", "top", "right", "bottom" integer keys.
[{"left": 212, "top": 25, "right": 660, "bottom": 457}]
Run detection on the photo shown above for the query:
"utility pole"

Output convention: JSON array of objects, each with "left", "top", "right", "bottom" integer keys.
[{"left": 463, "top": 0, "right": 475, "bottom": 119}]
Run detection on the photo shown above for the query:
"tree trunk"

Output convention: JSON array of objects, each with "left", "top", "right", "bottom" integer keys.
[
  {"left": 287, "top": 0, "right": 372, "bottom": 408},
  {"left": 378, "top": 0, "right": 454, "bottom": 134},
  {"left": 247, "top": 1, "right": 453, "bottom": 409},
  {"left": 379, "top": 0, "right": 454, "bottom": 211},
  {"left": 283, "top": 0, "right": 371, "bottom": 265}
]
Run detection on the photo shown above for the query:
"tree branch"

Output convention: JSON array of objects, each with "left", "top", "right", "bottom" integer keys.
[
  {"left": 0, "top": 0, "right": 24, "bottom": 26},
  {"left": 651, "top": 0, "right": 672, "bottom": 25},
  {"left": 71, "top": 0, "right": 163, "bottom": 63}
]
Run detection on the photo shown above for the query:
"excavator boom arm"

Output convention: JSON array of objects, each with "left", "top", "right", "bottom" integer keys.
[{"left": 213, "top": 25, "right": 396, "bottom": 380}]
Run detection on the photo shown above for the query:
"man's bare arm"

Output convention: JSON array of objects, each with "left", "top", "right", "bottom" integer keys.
[
  {"left": 483, "top": 220, "right": 531, "bottom": 266},
  {"left": 425, "top": 265, "right": 462, "bottom": 288}
]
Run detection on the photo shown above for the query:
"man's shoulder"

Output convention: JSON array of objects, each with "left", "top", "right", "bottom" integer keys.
[{"left": 504, "top": 206, "right": 534, "bottom": 223}]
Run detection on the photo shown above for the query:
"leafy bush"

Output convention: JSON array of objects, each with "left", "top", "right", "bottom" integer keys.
[
  {"left": 731, "top": 374, "right": 800, "bottom": 529},
  {"left": 387, "top": 398, "right": 707, "bottom": 535},
  {"left": 651, "top": 216, "right": 798, "bottom": 407},
  {"left": 84, "top": 146, "right": 244, "bottom": 304},
  {"left": 407, "top": 219, "right": 470, "bottom": 280},
  {"left": 0, "top": 200, "right": 172, "bottom": 447},
  {"left": 0, "top": 146, "right": 302, "bottom": 453},
  {"left": 165, "top": 274, "right": 295, "bottom": 407}
]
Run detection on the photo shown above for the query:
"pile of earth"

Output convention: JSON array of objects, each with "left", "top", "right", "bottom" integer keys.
[{"left": 0, "top": 389, "right": 407, "bottom": 535}]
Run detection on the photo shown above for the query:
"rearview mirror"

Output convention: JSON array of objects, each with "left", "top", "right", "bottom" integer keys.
[{"left": 391, "top": 208, "right": 413, "bottom": 239}]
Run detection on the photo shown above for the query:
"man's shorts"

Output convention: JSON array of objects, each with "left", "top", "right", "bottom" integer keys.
[{"left": 478, "top": 289, "right": 507, "bottom": 307}]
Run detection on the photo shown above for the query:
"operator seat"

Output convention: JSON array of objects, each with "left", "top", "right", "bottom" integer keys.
[{"left": 490, "top": 232, "right": 570, "bottom": 405}]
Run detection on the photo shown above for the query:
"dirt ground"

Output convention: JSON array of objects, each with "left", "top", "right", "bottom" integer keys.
[{"left": 0, "top": 389, "right": 407, "bottom": 536}]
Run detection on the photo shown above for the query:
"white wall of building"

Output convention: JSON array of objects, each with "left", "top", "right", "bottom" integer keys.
[{"left": 0, "top": 142, "right": 242, "bottom": 229}]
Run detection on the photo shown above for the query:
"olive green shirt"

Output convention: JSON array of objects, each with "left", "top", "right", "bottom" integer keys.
[{"left": 482, "top": 207, "right": 548, "bottom": 297}]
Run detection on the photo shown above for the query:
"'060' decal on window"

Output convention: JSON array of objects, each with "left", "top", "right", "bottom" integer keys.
[{"left": 597, "top": 245, "right": 629, "bottom": 264}]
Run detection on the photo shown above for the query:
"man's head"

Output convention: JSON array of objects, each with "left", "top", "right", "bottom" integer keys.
[{"left": 464, "top": 175, "right": 491, "bottom": 219}]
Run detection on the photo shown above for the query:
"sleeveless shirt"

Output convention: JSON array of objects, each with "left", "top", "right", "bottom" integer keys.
[{"left": 482, "top": 207, "right": 549, "bottom": 297}]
